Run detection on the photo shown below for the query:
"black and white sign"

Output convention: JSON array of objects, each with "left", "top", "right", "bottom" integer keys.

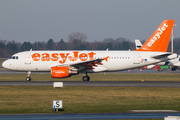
[{"left": 52, "top": 100, "right": 63, "bottom": 109}]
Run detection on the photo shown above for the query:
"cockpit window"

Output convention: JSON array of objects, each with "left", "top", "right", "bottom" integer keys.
[{"left": 10, "top": 56, "right": 18, "bottom": 60}]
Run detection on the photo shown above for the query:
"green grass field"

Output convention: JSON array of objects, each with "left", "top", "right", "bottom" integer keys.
[
  {"left": 1, "top": 72, "right": 180, "bottom": 81},
  {"left": 0, "top": 86, "right": 180, "bottom": 114}
]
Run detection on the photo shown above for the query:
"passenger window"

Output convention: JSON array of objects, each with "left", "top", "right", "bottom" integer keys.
[{"left": 16, "top": 56, "right": 18, "bottom": 59}]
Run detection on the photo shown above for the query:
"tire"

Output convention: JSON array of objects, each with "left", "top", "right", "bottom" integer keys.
[
  {"left": 26, "top": 77, "right": 31, "bottom": 81},
  {"left": 82, "top": 76, "right": 90, "bottom": 81}
]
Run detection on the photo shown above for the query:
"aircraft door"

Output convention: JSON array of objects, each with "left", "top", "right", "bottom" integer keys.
[
  {"left": 133, "top": 53, "right": 140, "bottom": 64},
  {"left": 25, "top": 53, "right": 31, "bottom": 64}
]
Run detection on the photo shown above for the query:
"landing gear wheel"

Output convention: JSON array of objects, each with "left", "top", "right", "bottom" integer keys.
[
  {"left": 26, "top": 71, "right": 31, "bottom": 81},
  {"left": 26, "top": 77, "right": 31, "bottom": 81},
  {"left": 82, "top": 76, "right": 90, "bottom": 81}
]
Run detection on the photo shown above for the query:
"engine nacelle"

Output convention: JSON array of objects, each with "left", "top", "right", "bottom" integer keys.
[{"left": 51, "top": 66, "right": 78, "bottom": 78}]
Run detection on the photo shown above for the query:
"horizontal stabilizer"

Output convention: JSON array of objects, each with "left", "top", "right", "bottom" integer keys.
[{"left": 151, "top": 53, "right": 177, "bottom": 59}]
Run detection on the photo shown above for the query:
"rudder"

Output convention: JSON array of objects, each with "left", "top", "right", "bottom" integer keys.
[{"left": 135, "top": 20, "right": 174, "bottom": 52}]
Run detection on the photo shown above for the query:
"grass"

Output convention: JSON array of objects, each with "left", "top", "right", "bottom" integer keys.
[
  {"left": 0, "top": 86, "right": 180, "bottom": 114},
  {"left": 0, "top": 72, "right": 180, "bottom": 81}
]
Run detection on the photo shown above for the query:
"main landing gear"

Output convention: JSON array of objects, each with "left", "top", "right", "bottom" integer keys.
[
  {"left": 26, "top": 71, "right": 31, "bottom": 81},
  {"left": 82, "top": 73, "right": 90, "bottom": 81}
]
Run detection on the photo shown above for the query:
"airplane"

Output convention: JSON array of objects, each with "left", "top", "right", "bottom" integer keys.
[
  {"left": 135, "top": 39, "right": 143, "bottom": 50},
  {"left": 135, "top": 39, "right": 180, "bottom": 71},
  {"left": 2, "top": 20, "right": 177, "bottom": 81}
]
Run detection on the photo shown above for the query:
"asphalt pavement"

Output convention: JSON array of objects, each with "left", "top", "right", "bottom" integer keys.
[
  {"left": 0, "top": 81, "right": 180, "bottom": 87},
  {"left": 1, "top": 113, "right": 180, "bottom": 119}
]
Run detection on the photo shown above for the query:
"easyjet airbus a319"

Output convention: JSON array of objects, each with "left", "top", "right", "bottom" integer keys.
[{"left": 2, "top": 20, "right": 177, "bottom": 81}]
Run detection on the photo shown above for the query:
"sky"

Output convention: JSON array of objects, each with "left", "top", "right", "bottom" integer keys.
[{"left": 0, "top": 0, "right": 180, "bottom": 43}]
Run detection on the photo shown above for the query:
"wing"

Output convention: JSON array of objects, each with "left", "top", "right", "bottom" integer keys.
[{"left": 69, "top": 56, "right": 109, "bottom": 71}]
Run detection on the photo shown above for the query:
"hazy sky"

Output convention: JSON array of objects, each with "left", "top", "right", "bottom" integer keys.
[{"left": 0, "top": 0, "right": 180, "bottom": 43}]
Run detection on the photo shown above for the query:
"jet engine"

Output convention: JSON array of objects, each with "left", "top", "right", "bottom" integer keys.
[{"left": 51, "top": 66, "right": 78, "bottom": 78}]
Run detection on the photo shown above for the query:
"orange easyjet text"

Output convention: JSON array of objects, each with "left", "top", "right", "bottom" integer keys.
[{"left": 31, "top": 51, "right": 96, "bottom": 64}]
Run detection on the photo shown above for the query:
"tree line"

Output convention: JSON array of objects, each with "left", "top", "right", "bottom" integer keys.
[{"left": 0, "top": 32, "right": 180, "bottom": 58}]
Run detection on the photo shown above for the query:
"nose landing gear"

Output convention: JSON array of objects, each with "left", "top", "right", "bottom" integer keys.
[{"left": 26, "top": 71, "right": 31, "bottom": 81}]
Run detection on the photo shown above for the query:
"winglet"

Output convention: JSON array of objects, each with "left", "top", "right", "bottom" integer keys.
[
  {"left": 104, "top": 56, "right": 109, "bottom": 62},
  {"left": 135, "top": 20, "right": 174, "bottom": 52}
]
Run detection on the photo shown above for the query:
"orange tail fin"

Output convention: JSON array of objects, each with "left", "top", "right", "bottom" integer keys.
[{"left": 135, "top": 20, "right": 174, "bottom": 52}]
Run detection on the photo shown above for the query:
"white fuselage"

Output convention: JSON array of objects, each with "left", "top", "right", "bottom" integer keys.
[{"left": 2, "top": 50, "right": 177, "bottom": 73}]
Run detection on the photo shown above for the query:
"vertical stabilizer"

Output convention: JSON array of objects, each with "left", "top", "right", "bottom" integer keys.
[
  {"left": 135, "top": 20, "right": 174, "bottom": 52},
  {"left": 135, "top": 39, "right": 142, "bottom": 49}
]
